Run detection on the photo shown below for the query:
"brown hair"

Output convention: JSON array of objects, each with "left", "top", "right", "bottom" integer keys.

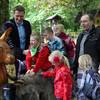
[
  {"left": 13, "top": 5, "right": 25, "bottom": 13},
  {"left": 43, "top": 27, "right": 53, "bottom": 35}
]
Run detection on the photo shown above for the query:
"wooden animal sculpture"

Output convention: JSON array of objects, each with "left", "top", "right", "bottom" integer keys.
[{"left": 0, "top": 27, "right": 15, "bottom": 86}]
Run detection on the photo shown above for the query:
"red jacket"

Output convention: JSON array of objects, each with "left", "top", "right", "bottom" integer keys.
[
  {"left": 32, "top": 46, "right": 52, "bottom": 73},
  {"left": 42, "top": 63, "right": 73, "bottom": 100},
  {"left": 26, "top": 50, "right": 39, "bottom": 70},
  {"left": 58, "top": 32, "right": 75, "bottom": 59}
]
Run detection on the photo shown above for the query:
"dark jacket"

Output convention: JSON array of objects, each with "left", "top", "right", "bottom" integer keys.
[
  {"left": 4, "top": 18, "right": 32, "bottom": 61},
  {"left": 73, "top": 25, "right": 100, "bottom": 75}
]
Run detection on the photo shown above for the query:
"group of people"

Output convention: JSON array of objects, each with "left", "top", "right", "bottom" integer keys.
[{"left": 1, "top": 4, "right": 100, "bottom": 100}]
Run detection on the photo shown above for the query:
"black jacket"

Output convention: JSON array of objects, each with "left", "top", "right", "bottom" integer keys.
[
  {"left": 73, "top": 25, "right": 100, "bottom": 74},
  {"left": 4, "top": 18, "right": 32, "bottom": 61}
]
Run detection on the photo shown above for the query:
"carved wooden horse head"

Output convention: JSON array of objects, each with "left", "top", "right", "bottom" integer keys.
[{"left": 0, "top": 27, "right": 15, "bottom": 86}]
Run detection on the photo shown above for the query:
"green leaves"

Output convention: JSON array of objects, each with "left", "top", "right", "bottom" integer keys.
[{"left": 8, "top": 0, "right": 100, "bottom": 33}]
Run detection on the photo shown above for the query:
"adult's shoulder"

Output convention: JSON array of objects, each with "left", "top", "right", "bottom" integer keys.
[{"left": 77, "top": 32, "right": 83, "bottom": 40}]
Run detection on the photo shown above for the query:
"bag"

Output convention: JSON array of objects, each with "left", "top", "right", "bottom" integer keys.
[{"left": 83, "top": 69, "right": 100, "bottom": 100}]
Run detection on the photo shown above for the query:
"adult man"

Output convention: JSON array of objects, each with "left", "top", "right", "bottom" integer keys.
[
  {"left": 73, "top": 14, "right": 100, "bottom": 75},
  {"left": 2, "top": 5, "right": 32, "bottom": 100},
  {"left": 4, "top": 5, "right": 32, "bottom": 76}
]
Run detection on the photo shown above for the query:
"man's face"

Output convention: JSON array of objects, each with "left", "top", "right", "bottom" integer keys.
[
  {"left": 80, "top": 15, "right": 92, "bottom": 31},
  {"left": 14, "top": 10, "right": 25, "bottom": 24}
]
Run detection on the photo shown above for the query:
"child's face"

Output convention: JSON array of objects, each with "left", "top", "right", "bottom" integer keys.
[
  {"left": 43, "top": 32, "right": 53, "bottom": 40},
  {"left": 53, "top": 26, "right": 61, "bottom": 35},
  {"left": 43, "top": 34, "right": 49, "bottom": 40},
  {"left": 30, "top": 37, "right": 38, "bottom": 47}
]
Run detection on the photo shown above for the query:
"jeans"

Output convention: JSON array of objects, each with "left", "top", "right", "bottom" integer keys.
[{"left": 3, "top": 84, "right": 16, "bottom": 100}]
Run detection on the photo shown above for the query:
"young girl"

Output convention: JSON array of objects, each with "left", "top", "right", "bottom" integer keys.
[
  {"left": 25, "top": 34, "right": 40, "bottom": 73},
  {"left": 26, "top": 34, "right": 52, "bottom": 75},
  {"left": 42, "top": 50, "right": 73, "bottom": 100},
  {"left": 77, "top": 54, "right": 100, "bottom": 100}
]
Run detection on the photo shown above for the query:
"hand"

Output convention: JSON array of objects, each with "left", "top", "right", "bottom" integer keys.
[
  {"left": 26, "top": 70, "right": 31, "bottom": 74},
  {"left": 30, "top": 69, "right": 34, "bottom": 73},
  {"left": 23, "top": 50, "right": 29, "bottom": 55},
  {"left": 28, "top": 72, "right": 35, "bottom": 77}
]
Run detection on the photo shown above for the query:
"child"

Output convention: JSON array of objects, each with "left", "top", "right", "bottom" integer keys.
[
  {"left": 52, "top": 24, "right": 75, "bottom": 68},
  {"left": 25, "top": 34, "right": 40, "bottom": 73},
  {"left": 77, "top": 54, "right": 92, "bottom": 100},
  {"left": 41, "top": 50, "right": 73, "bottom": 100},
  {"left": 43, "top": 27, "right": 65, "bottom": 55},
  {"left": 26, "top": 34, "right": 52, "bottom": 75},
  {"left": 77, "top": 54, "right": 100, "bottom": 100}
]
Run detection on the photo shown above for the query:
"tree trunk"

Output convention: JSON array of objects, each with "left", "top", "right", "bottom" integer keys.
[{"left": 0, "top": 0, "right": 9, "bottom": 28}]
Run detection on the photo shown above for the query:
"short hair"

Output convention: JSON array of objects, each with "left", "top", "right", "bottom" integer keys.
[
  {"left": 43, "top": 27, "right": 53, "bottom": 35},
  {"left": 81, "top": 14, "right": 94, "bottom": 21},
  {"left": 13, "top": 5, "right": 25, "bottom": 13}
]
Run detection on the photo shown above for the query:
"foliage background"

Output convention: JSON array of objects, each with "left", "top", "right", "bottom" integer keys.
[{"left": 0, "top": 0, "right": 100, "bottom": 36}]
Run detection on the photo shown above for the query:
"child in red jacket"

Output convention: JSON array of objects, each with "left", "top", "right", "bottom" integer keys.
[
  {"left": 26, "top": 34, "right": 52, "bottom": 75},
  {"left": 42, "top": 50, "right": 73, "bottom": 100},
  {"left": 25, "top": 35, "right": 40, "bottom": 73}
]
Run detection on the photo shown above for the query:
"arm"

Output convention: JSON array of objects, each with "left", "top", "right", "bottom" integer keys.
[
  {"left": 26, "top": 50, "right": 32, "bottom": 70},
  {"left": 42, "top": 70, "right": 55, "bottom": 77},
  {"left": 32, "top": 46, "right": 50, "bottom": 73}
]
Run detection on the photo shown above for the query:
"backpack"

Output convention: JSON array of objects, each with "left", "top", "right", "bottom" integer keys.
[{"left": 83, "top": 69, "right": 100, "bottom": 100}]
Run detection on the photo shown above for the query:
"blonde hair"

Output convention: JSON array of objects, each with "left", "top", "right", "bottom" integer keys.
[
  {"left": 55, "top": 24, "right": 64, "bottom": 32},
  {"left": 49, "top": 50, "right": 70, "bottom": 67},
  {"left": 30, "top": 33, "right": 41, "bottom": 43},
  {"left": 52, "top": 24, "right": 64, "bottom": 35},
  {"left": 78, "top": 54, "right": 92, "bottom": 70}
]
